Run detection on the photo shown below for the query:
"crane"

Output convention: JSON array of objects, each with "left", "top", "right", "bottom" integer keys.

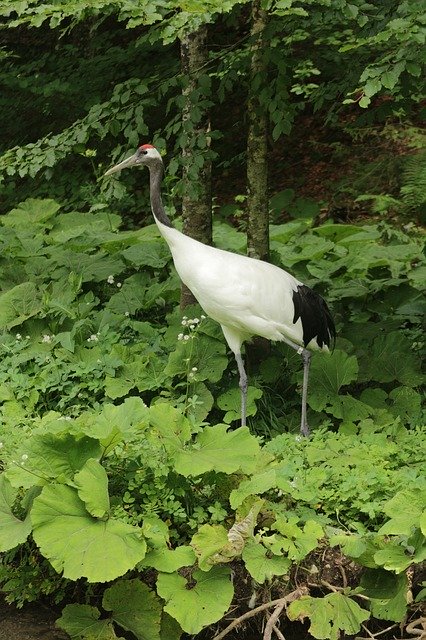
[{"left": 105, "top": 144, "right": 336, "bottom": 436}]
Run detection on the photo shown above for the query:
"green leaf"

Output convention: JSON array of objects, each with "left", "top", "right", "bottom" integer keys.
[
  {"left": 361, "top": 570, "right": 408, "bottom": 621},
  {"left": 361, "top": 332, "right": 423, "bottom": 387},
  {"left": 272, "top": 518, "right": 323, "bottom": 561},
  {"left": 308, "top": 350, "right": 358, "bottom": 413},
  {"left": 142, "top": 516, "right": 170, "bottom": 548},
  {"left": 190, "top": 524, "right": 229, "bottom": 571},
  {"left": 31, "top": 484, "right": 146, "bottom": 582},
  {"left": 381, "top": 68, "right": 400, "bottom": 90},
  {"left": 2, "top": 198, "right": 60, "bottom": 228},
  {"left": 230, "top": 469, "right": 277, "bottom": 509},
  {"left": 0, "top": 475, "right": 32, "bottom": 551},
  {"left": 122, "top": 241, "right": 170, "bottom": 268},
  {"left": 217, "top": 386, "right": 262, "bottom": 423},
  {"left": 242, "top": 542, "right": 291, "bottom": 583},
  {"left": 156, "top": 566, "right": 234, "bottom": 635},
  {"left": 364, "top": 78, "right": 382, "bottom": 98},
  {"left": 288, "top": 593, "right": 369, "bottom": 640},
  {"left": 74, "top": 459, "right": 110, "bottom": 518},
  {"left": 160, "top": 613, "right": 182, "bottom": 640},
  {"left": 6, "top": 433, "right": 102, "bottom": 489},
  {"left": 103, "top": 579, "right": 162, "bottom": 640},
  {"left": 148, "top": 404, "right": 191, "bottom": 454},
  {"left": 165, "top": 334, "right": 228, "bottom": 383},
  {"left": 141, "top": 546, "right": 196, "bottom": 572},
  {"left": 57, "top": 604, "right": 117, "bottom": 640},
  {"left": 373, "top": 540, "right": 426, "bottom": 573},
  {"left": 378, "top": 490, "right": 426, "bottom": 536},
  {"left": 174, "top": 425, "right": 261, "bottom": 477},
  {"left": 0, "top": 282, "right": 42, "bottom": 329}
]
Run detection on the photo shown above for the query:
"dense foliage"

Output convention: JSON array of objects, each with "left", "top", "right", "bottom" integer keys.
[
  {"left": 0, "top": 0, "right": 425, "bottom": 639},
  {"left": 0, "top": 199, "right": 424, "bottom": 638}
]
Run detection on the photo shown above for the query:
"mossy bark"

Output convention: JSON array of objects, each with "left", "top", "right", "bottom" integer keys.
[
  {"left": 180, "top": 25, "right": 212, "bottom": 309},
  {"left": 247, "top": 0, "right": 269, "bottom": 262}
]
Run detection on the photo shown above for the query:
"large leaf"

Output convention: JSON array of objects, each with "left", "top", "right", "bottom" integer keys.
[
  {"left": 0, "top": 475, "right": 32, "bottom": 551},
  {"left": 31, "top": 484, "right": 146, "bottom": 582},
  {"left": 217, "top": 386, "right": 262, "bottom": 423},
  {"left": 156, "top": 566, "right": 234, "bottom": 635},
  {"left": 308, "top": 350, "right": 358, "bottom": 414},
  {"left": 174, "top": 424, "right": 261, "bottom": 476},
  {"left": 378, "top": 489, "right": 426, "bottom": 536},
  {"left": 165, "top": 334, "right": 228, "bottom": 383},
  {"left": 230, "top": 469, "right": 277, "bottom": 509},
  {"left": 6, "top": 433, "right": 101, "bottom": 489},
  {"left": 288, "top": 593, "right": 369, "bottom": 640},
  {"left": 0, "top": 282, "right": 42, "bottom": 329},
  {"left": 360, "top": 332, "right": 423, "bottom": 387},
  {"left": 2, "top": 198, "right": 60, "bottom": 228},
  {"left": 74, "top": 458, "right": 110, "bottom": 518},
  {"left": 242, "top": 541, "right": 291, "bottom": 583},
  {"left": 190, "top": 524, "right": 229, "bottom": 570},
  {"left": 57, "top": 604, "right": 117, "bottom": 640},
  {"left": 361, "top": 570, "right": 408, "bottom": 622},
  {"left": 141, "top": 546, "right": 196, "bottom": 573},
  {"left": 122, "top": 241, "right": 170, "bottom": 268},
  {"left": 148, "top": 404, "right": 191, "bottom": 454},
  {"left": 103, "top": 579, "right": 162, "bottom": 640}
]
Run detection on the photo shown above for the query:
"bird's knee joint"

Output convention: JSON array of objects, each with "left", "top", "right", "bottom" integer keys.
[
  {"left": 239, "top": 375, "right": 248, "bottom": 393},
  {"left": 301, "top": 349, "right": 311, "bottom": 365}
]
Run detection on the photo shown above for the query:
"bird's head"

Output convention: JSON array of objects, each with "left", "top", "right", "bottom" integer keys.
[{"left": 104, "top": 144, "right": 162, "bottom": 176}]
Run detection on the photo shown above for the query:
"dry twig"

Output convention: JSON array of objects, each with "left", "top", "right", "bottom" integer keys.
[
  {"left": 263, "top": 602, "right": 285, "bottom": 640},
  {"left": 406, "top": 617, "right": 426, "bottom": 637},
  {"left": 212, "top": 586, "right": 309, "bottom": 640}
]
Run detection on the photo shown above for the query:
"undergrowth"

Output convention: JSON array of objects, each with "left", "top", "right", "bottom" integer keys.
[{"left": 0, "top": 198, "right": 425, "bottom": 639}]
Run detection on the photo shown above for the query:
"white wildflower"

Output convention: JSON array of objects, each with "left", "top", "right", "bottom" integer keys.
[
  {"left": 21, "top": 454, "right": 28, "bottom": 461},
  {"left": 124, "top": 311, "right": 130, "bottom": 317},
  {"left": 117, "top": 282, "right": 122, "bottom": 288},
  {"left": 191, "top": 367, "right": 198, "bottom": 372},
  {"left": 181, "top": 319, "right": 187, "bottom": 326},
  {"left": 107, "top": 275, "right": 115, "bottom": 284},
  {"left": 183, "top": 335, "right": 190, "bottom": 341},
  {"left": 42, "top": 334, "right": 52, "bottom": 343},
  {"left": 0, "top": 442, "right": 3, "bottom": 449},
  {"left": 87, "top": 334, "right": 99, "bottom": 342},
  {"left": 15, "top": 333, "right": 22, "bottom": 340},
  {"left": 177, "top": 333, "right": 184, "bottom": 341},
  {"left": 200, "top": 315, "right": 206, "bottom": 320}
]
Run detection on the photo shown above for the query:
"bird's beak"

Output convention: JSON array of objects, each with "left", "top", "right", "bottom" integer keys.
[{"left": 104, "top": 152, "right": 139, "bottom": 176}]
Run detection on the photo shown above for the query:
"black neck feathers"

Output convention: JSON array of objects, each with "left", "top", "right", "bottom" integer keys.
[{"left": 149, "top": 162, "right": 173, "bottom": 228}]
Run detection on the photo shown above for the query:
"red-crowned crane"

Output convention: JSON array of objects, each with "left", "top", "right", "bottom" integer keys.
[{"left": 105, "top": 144, "right": 336, "bottom": 436}]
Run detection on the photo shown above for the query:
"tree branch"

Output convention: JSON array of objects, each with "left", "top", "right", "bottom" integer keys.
[
  {"left": 263, "top": 602, "right": 285, "bottom": 640},
  {"left": 212, "top": 586, "right": 309, "bottom": 640}
]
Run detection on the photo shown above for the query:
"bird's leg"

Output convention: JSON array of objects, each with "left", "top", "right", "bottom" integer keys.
[
  {"left": 279, "top": 336, "right": 312, "bottom": 437},
  {"left": 235, "top": 353, "right": 248, "bottom": 428},
  {"left": 300, "top": 349, "right": 311, "bottom": 437}
]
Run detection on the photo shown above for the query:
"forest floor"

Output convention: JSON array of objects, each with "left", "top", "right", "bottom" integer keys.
[{"left": 0, "top": 600, "right": 67, "bottom": 640}]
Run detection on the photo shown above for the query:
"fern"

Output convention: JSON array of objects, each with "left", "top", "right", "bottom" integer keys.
[{"left": 400, "top": 151, "right": 426, "bottom": 213}]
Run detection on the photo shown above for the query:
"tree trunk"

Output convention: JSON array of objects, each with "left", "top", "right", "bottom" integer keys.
[
  {"left": 246, "top": 0, "right": 269, "bottom": 261},
  {"left": 180, "top": 25, "right": 212, "bottom": 308}
]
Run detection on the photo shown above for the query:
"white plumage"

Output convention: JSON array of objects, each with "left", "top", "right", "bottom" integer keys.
[{"left": 105, "top": 144, "right": 335, "bottom": 435}]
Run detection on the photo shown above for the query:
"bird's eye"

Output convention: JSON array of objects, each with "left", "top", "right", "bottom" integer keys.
[{"left": 142, "top": 149, "right": 148, "bottom": 155}]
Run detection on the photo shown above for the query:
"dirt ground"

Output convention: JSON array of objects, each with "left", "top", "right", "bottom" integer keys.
[{"left": 0, "top": 600, "right": 67, "bottom": 640}]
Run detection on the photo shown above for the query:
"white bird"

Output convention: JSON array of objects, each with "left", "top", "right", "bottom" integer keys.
[{"left": 105, "top": 144, "right": 335, "bottom": 436}]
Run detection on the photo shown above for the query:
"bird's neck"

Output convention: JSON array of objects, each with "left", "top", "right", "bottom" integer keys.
[{"left": 149, "top": 163, "right": 173, "bottom": 228}]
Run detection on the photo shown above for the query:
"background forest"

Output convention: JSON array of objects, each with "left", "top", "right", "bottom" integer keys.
[{"left": 0, "top": 1, "right": 425, "bottom": 639}]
